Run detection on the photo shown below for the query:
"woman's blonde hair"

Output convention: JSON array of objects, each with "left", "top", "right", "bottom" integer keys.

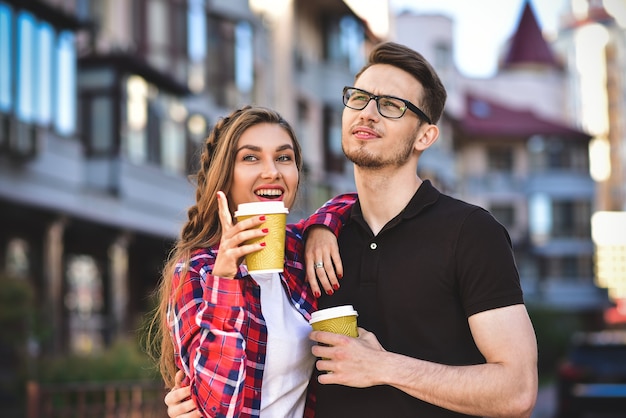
[{"left": 147, "top": 106, "right": 302, "bottom": 388}]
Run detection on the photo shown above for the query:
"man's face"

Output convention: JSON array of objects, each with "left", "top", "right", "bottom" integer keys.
[{"left": 341, "top": 64, "right": 426, "bottom": 169}]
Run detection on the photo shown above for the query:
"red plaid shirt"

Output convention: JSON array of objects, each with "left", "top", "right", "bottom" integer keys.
[{"left": 169, "top": 193, "right": 356, "bottom": 418}]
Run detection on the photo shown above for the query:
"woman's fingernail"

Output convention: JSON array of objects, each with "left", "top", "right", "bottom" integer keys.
[
  {"left": 314, "top": 291, "right": 321, "bottom": 298},
  {"left": 332, "top": 284, "right": 339, "bottom": 290},
  {"left": 338, "top": 274, "right": 343, "bottom": 279},
  {"left": 326, "top": 289, "right": 334, "bottom": 295},
  {"left": 259, "top": 215, "right": 266, "bottom": 221},
  {"left": 260, "top": 242, "right": 266, "bottom": 247},
  {"left": 262, "top": 228, "right": 269, "bottom": 233}
]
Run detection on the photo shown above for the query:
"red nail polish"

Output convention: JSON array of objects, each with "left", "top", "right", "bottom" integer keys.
[
  {"left": 314, "top": 291, "right": 321, "bottom": 298},
  {"left": 338, "top": 274, "right": 343, "bottom": 279},
  {"left": 332, "top": 284, "right": 339, "bottom": 290},
  {"left": 262, "top": 228, "right": 269, "bottom": 233},
  {"left": 326, "top": 289, "right": 334, "bottom": 295},
  {"left": 260, "top": 242, "right": 266, "bottom": 247},
  {"left": 259, "top": 215, "right": 266, "bottom": 221}
]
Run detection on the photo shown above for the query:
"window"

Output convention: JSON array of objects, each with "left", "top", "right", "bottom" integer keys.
[
  {"left": 55, "top": 31, "right": 76, "bottom": 135},
  {"left": 324, "top": 15, "right": 364, "bottom": 73},
  {"left": 545, "top": 256, "right": 593, "bottom": 280},
  {"left": 323, "top": 106, "right": 344, "bottom": 173},
  {"left": 434, "top": 42, "right": 452, "bottom": 71},
  {"left": 490, "top": 204, "right": 515, "bottom": 230},
  {"left": 6, "top": 238, "right": 30, "bottom": 279},
  {"left": 1, "top": 4, "right": 76, "bottom": 135},
  {"left": 121, "top": 75, "right": 188, "bottom": 173},
  {"left": 206, "top": 17, "right": 236, "bottom": 106},
  {"left": 0, "top": 3, "right": 12, "bottom": 113},
  {"left": 552, "top": 200, "right": 591, "bottom": 238},
  {"left": 65, "top": 255, "right": 104, "bottom": 354},
  {"left": 529, "top": 136, "right": 589, "bottom": 172},
  {"left": 487, "top": 147, "right": 513, "bottom": 172}
]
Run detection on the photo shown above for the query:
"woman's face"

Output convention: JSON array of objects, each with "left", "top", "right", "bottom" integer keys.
[{"left": 229, "top": 123, "right": 299, "bottom": 210}]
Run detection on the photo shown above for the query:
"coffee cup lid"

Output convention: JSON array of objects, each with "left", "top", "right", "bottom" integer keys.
[
  {"left": 234, "top": 201, "right": 289, "bottom": 217},
  {"left": 309, "top": 305, "right": 358, "bottom": 324}
]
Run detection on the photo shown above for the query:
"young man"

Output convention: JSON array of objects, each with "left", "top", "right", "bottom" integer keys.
[
  {"left": 164, "top": 42, "right": 538, "bottom": 418},
  {"left": 305, "top": 42, "right": 538, "bottom": 418}
]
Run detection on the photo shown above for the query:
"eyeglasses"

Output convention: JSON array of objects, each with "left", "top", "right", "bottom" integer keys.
[{"left": 342, "top": 86, "right": 432, "bottom": 124}]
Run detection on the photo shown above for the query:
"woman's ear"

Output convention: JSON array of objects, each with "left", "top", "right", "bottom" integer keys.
[{"left": 415, "top": 124, "right": 439, "bottom": 151}]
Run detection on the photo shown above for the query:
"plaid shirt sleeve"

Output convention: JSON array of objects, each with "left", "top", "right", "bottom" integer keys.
[
  {"left": 169, "top": 248, "right": 250, "bottom": 418},
  {"left": 298, "top": 192, "right": 357, "bottom": 236}
]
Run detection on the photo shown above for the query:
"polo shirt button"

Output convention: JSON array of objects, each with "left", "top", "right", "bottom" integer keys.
[{"left": 370, "top": 242, "right": 377, "bottom": 250}]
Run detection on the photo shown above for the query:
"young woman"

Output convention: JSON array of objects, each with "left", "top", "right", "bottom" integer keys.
[{"left": 150, "top": 106, "right": 355, "bottom": 418}]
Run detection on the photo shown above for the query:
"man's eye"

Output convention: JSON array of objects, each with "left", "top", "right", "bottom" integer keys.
[
  {"left": 351, "top": 93, "right": 369, "bottom": 102},
  {"left": 380, "top": 98, "right": 402, "bottom": 110}
]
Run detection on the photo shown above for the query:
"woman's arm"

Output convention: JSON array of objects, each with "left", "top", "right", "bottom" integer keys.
[{"left": 170, "top": 254, "right": 249, "bottom": 417}]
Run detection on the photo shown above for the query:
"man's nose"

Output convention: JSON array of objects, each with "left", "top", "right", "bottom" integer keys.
[{"left": 360, "top": 98, "right": 380, "bottom": 119}]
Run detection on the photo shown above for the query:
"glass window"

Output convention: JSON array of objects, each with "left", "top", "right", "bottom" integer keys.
[
  {"left": 6, "top": 237, "right": 30, "bottom": 279},
  {"left": 487, "top": 147, "right": 513, "bottom": 171},
  {"left": 55, "top": 30, "right": 76, "bottom": 135},
  {"left": 65, "top": 255, "right": 104, "bottom": 354},
  {"left": 490, "top": 204, "right": 515, "bottom": 230},
  {"left": 187, "top": 0, "right": 206, "bottom": 62},
  {"left": 125, "top": 75, "right": 149, "bottom": 164},
  {"left": 36, "top": 22, "right": 54, "bottom": 126},
  {"left": 0, "top": 3, "right": 12, "bottom": 113},
  {"left": 90, "top": 96, "right": 113, "bottom": 154},
  {"left": 234, "top": 21, "right": 253, "bottom": 94},
  {"left": 16, "top": 11, "right": 36, "bottom": 122},
  {"left": 552, "top": 200, "right": 591, "bottom": 238}
]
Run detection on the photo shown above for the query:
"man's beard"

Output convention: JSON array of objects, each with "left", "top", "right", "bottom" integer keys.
[{"left": 343, "top": 130, "right": 417, "bottom": 169}]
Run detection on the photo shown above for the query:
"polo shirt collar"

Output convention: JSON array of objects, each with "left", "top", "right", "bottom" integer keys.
[{"left": 350, "top": 179, "right": 441, "bottom": 226}]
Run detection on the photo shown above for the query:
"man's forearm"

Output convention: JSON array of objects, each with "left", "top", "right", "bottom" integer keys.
[{"left": 378, "top": 351, "right": 536, "bottom": 417}]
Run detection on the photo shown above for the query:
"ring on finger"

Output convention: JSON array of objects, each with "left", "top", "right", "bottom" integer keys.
[{"left": 314, "top": 261, "right": 324, "bottom": 269}]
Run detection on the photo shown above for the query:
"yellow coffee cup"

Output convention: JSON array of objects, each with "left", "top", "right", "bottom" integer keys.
[
  {"left": 309, "top": 305, "right": 359, "bottom": 337},
  {"left": 234, "top": 201, "right": 288, "bottom": 274}
]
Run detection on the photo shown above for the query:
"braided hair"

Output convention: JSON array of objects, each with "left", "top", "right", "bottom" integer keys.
[{"left": 148, "top": 106, "right": 302, "bottom": 388}]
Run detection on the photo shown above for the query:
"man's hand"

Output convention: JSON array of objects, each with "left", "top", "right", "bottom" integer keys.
[
  {"left": 164, "top": 370, "right": 201, "bottom": 418},
  {"left": 305, "top": 226, "right": 343, "bottom": 297},
  {"left": 310, "top": 327, "right": 386, "bottom": 387}
]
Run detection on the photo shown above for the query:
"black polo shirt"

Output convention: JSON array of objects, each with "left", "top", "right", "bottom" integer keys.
[{"left": 314, "top": 180, "right": 524, "bottom": 418}]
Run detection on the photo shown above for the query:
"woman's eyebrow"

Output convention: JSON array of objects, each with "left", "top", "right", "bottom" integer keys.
[{"left": 236, "top": 144, "right": 294, "bottom": 153}]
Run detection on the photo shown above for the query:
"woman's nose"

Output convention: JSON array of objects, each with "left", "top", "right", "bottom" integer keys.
[{"left": 261, "top": 161, "right": 280, "bottom": 179}]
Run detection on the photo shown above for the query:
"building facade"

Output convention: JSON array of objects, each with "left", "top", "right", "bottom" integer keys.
[
  {"left": 392, "top": 2, "right": 610, "bottom": 316},
  {"left": 0, "top": 0, "right": 374, "bottom": 359}
]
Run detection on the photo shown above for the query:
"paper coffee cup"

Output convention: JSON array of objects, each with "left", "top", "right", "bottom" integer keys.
[
  {"left": 234, "top": 201, "right": 289, "bottom": 274},
  {"left": 309, "top": 305, "right": 359, "bottom": 337}
]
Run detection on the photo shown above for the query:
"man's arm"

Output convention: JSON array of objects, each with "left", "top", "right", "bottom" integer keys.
[
  {"left": 299, "top": 193, "right": 357, "bottom": 296},
  {"left": 311, "top": 304, "right": 538, "bottom": 418}
]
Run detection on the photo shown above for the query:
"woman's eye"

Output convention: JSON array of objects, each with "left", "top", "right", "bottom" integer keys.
[
  {"left": 277, "top": 154, "right": 293, "bottom": 162},
  {"left": 242, "top": 154, "right": 259, "bottom": 161}
]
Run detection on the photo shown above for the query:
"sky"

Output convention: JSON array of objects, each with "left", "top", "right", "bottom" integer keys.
[{"left": 388, "top": 0, "right": 570, "bottom": 78}]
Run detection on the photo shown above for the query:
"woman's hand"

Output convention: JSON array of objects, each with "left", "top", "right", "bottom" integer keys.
[
  {"left": 212, "top": 191, "right": 269, "bottom": 278},
  {"left": 305, "top": 226, "right": 343, "bottom": 297},
  {"left": 164, "top": 370, "right": 201, "bottom": 418}
]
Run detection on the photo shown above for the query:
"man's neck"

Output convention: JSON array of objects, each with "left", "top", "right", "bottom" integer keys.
[{"left": 354, "top": 164, "right": 422, "bottom": 236}]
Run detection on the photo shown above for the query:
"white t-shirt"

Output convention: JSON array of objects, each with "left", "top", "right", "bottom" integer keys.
[{"left": 252, "top": 272, "right": 316, "bottom": 418}]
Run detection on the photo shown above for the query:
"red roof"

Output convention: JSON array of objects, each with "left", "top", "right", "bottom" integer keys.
[
  {"left": 458, "top": 94, "right": 591, "bottom": 141},
  {"left": 501, "top": 1, "right": 562, "bottom": 70}
]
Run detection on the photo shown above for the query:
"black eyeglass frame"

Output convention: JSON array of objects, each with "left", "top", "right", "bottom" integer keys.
[{"left": 342, "top": 86, "right": 432, "bottom": 125}]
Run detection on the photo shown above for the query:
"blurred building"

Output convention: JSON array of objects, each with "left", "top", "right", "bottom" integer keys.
[
  {"left": 0, "top": 0, "right": 376, "bottom": 356},
  {"left": 392, "top": 1, "right": 611, "bottom": 318},
  {"left": 554, "top": 0, "right": 626, "bottom": 324}
]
